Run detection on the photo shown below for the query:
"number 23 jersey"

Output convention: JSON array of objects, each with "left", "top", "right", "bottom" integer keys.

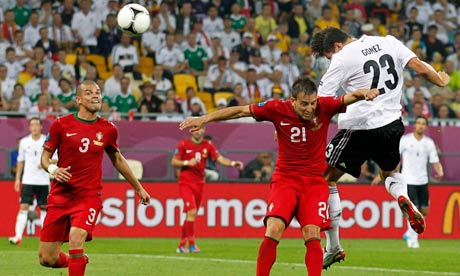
[
  {"left": 43, "top": 113, "right": 119, "bottom": 206},
  {"left": 318, "top": 35, "right": 416, "bottom": 130},
  {"left": 250, "top": 97, "right": 345, "bottom": 176}
]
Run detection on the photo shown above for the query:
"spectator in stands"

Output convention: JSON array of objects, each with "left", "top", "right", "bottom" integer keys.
[
  {"left": 12, "top": 0, "right": 31, "bottom": 28},
  {"left": 18, "top": 60, "right": 38, "bottom": 93},
  {"left": 288, "top": 3, "right": 309, "bottom": 40},
  {"left": 426, "top": 8, "right": 455, "bottom": 46},
  {"left": 57, "top": 78, "right": 77, "bottom": 112},
  {"left": 423, "top": 25, "right": 447, "bottom": 62},
  {"left": 83, "top": 65, "right": 98, "bottom": 82},
  {"left": 203, "top": 56, "right": 236, "bottom": 93},
  {"left": 315, "top": 5, "right": 340, "bottom": 30},
  {"left": 50, "top": 97, "right": 69, "bottom": 118},
  {"left": 366, "top": 0, "right": 391, "bottom": 26},
  {"left": 12, "top": 83, "right": 31, "bottom": 113},
  {"left": 113, "top": 76, "right": 137, "bottom": 115},
  {"left": 274, "top": 52, "right": 300, "bottom": 88},
  {"left": 0, "top": 86, "right": 9, "bottom": 111},
  {"left": 156, "top": 98, "right": 183, "bottom": 122},
  {"left": 149, "top": 64, "right": 173, "bottom": 97},
  {"left": 71, "top": 0, "right": 101, "bottom": 54},
  {"left": 38, "top": 0, "right": 53, "bottom": 27},
  {"left": 244, "top": 17, "right": 263, "bottom": 48},
  {"left": 56, "top": 48, "right": 75, "bottom": 83},
  {"left": 111, "top": 33, "right": 141, "bottom": 80},
  {"left": 270, "top": 84, "right": 284, "bottom": 100},
  {"left": 240, "top": 152, "right": 274, "bottom": 182},
  {"left": 7, "top": 98, "right": 21, "bottom": 117},
  {"left": 0, "top": 30, "right": 10, "bottom": 64},
  {"left": 58, "top": 0, "right": 77, "bottom": 27},
  {"left": 27, "top": 93, "right": 52, "bottom": 119},
  {"left": 176, "top": 1, "right": 197, "bottom": 37},
  {"left": 215, "top": 98, "right": 227, "bottom": 110},
  {"left": 35, "top": 27, "right": 59, "bottom": 58},
  {"left": 447, "top": 46, "right": 460, "bottom": 72},
  {"left": 230, "top": 2, "right": 247, "bottom": 33},
  {"left": 248, "top": 49, "right": 273, "bottom": 91},
  {"left": 49, "top": 12, "right": 73, "bottom": 53},
  {"left": 32, "top": 46, "right": 52, "bottom": 79},
  {"left": 260, "top": 34, "right": 281, "bottom": 68},
  {"left": 207, "top": 33, "right": 229, "bottom": 65},
  {"left": 104, "top": 64, "right": 124, "bottom": 102},
  {"left": 234, "top": 32, "right": 256, "bottom": 65},
  {"left": 404, "top": 7, "right": 424, "bottom": 41},
  {"left": 342, "top": 9, "right": 362, "bottom": 39},
  {"left": 275, "top": 22, "right": 291, "bottom": 53},
  {"left": 181, "top": 86, "right": 207, "bottom": 116},
  {"left": 405, "top": 0, "right": 433, "bottom": 27},
  {"left": 137, "top": 81, "right": 163, "bottom": 114},
  {"left": 411, "top": 90, "right": 433, "bottom": 118},
  {"left": 228, "top": 48, "right": 247, "bottom": 83},
  {"left": 3, "top": 9, "right": 18, "bottom": 43},
  {"left": 227, "top": 83, "right": 248, "bottom": 107},
  {"left": 242, "top": 68, "right": 268, "bottom": 103},
  {"left": 406, "top": 74, "right": 431, "bottom": 100},
  {"left": 142, "top": 16, "right": 165, "bottom": 61},
  {"left": 202, "top": 5, "right": 224, "bottom": 36},
  {"left": 432, "top": 0, "right": 457, "bottom": 24},
  {"left": 190, "top": 19, "right": 211, "bottom": 49},
  {"left": 158, "top": 2, "right": 176, "bottom": 34},
  {"left": 184, "top": 32, "right": 209, "bottom": 77},
  {"left": 29, "top": 77, "right": 53, "bottom": 104},
  {"left": 299, "top": 54, "right": 318, "bottom": 84},
  {"left": 97, "top": 0, "right": 119, "bottom": 25},
  {"left": 98, "top": 13, "right": 122, "bottom": 58},
  {"left": 164, "top": 89, "right": 183, "bottom": 113},
  {"left": 266, "top": 70, "right": 290, "bottom": 99},
  {"left": 406, "top": 27, "right": 426, "bottom": 59},
  {"left": 0, "top": 64, "right": 15, "bottom": 102},
  {"left": 220, "top": 15, "right": 241, "bottom": 52},
  {"left": 23, "top": 11, "right": 42, "bottom": 48},
  {"left": 74, "top": 48, "right": 96, "bottom": 82},
  {"left": 437, "top": 103, "right": 457, "bottom": 119},
  {"left": 255, "top": 4, "right": 277, "bottom": 41},
  {"left": 450, "top": 90, "right": 460, "bottom": 117},
  {"left": 156, "top": 33, "right": 186, "bottom": 81},
  {"left": 445, "top": 59, "right": 460, "bottom": 91},
  {"left": 12, "top": 30, "right": 33, "bottom": 62}
]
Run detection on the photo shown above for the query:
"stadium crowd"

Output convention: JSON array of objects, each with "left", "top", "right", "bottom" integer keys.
[{"left": 0, "top": 0, "right": 460, "bottom": 125}]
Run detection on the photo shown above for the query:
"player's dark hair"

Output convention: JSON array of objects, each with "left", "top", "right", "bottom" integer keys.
[
  {"left": 29, "top": 117, "right": 42, "bottom": 125},
  {"left": 415, "top": 116, "right": 428, "bottom": 125},
  {"left": 311, "top": 27, "right": 350, "bottom": 57},
  {"left": 291, "top": 76, "right": 317, "bottom": 98}
]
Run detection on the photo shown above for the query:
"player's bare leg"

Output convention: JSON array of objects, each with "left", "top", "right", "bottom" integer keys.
[
  {"left": 257, "top": 217, "right": 285, "bottom": 276},
  {"left": 178, "top": 208, "right": 198, "bottom": 253},
  {"left": 302, "top": 224, "right": 322, "bottom": 276},
  {"left": 382, "top": 169, "right": 425, "bottom": 234},
  {"left": 38, "top": 241, "right": 68, "bottom": 268},
  {"left": 9, "top": 203, "right": 29, "bottom": 245},
  {"left": 68, "top": 227, "right": 89, "bottom": 276},
  {"left": 323, "top": 166, "right": 346, "bottom": 270}
]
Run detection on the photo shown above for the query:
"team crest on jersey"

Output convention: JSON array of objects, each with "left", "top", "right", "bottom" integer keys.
[
  {"left": 202, "top": 148, "right": 208, "bottom": 158},
  {"left": 93, "top": 132, "right": 104, "bottom": 146},
  {"left": 311, "top": 117, "right": 323, "bottom": 131}
]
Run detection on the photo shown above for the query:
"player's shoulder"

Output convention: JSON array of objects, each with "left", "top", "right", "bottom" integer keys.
[
  {"left": 53, "top": 113, "right": 75, "bottom": 125},
  {"left": 97, "top": 116, "right": 118, "bottom": 129}
]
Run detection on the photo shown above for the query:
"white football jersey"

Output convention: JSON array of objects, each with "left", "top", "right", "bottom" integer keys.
[
  {"left": 17, "top": 134, "right": 50, "bottom": 185},
  {"left": 399, "top": 133, "right": 439, "bottom": 185},
  {"left": 318, "top": 35, "right": 416, "bottom": 130}
]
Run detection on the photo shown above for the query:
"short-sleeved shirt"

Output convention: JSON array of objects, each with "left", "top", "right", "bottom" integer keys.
[
  {"left": 113, "top": 93, "right": 137, "bottom": 113},
  {"left": 174, "top": 138, "right": 220, "bottom": 184},
  {"left": 43, "top": 113, "right": 119, "bottom": 207},
  {"left": 58, "top": 92, "right": 77, "bottom": 111},
  {"left": 17, "top": 134, "right": 50, "bottom": 185},
  {"left": 400, "top": 133, "right": 439, "bottom": 185},
  {"left": 250, "top": 97, "right": 345, "bottom": 176},
  {"left": 184, "top": 45, "right": 208, "bottom": 71}
]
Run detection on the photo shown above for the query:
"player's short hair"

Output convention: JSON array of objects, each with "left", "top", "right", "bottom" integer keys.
[
  {"left": 291, "top": 76, "right": 317, "bottom": 98},
  {"left": 311, "top": 27, "right": 350, "bottom": 57},
  {"left": 29, "top": 117, "right": 41, "bottom": 125},
  {"left": 76, "top": 80, "right": 99, "bottom": 96},
  {"left": 414, "top": 116, "right": 428, "bottom": 125}
]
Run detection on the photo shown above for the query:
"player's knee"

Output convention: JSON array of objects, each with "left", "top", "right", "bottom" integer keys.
[
  {"left": 265, "top": 218, "right": 285, "bottom": 238},
  {"left": 301, "top": 225, "right": 320, "bottom": 241},
  {"left": 38, "top": 252, "right": 56, "bottom": 267}
]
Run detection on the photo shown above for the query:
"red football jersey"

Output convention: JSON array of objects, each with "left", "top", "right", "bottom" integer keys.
[
  {"left": 250, "top": 97, "right": 345, "bottom": 176},
  {"left": 43, "top": 113, "right": 119, "bottom": 206},
  {"left": 174, "top": 138, "right": 220, "bottom": 183}
]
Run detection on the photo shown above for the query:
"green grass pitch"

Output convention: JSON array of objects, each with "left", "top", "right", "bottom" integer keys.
[{"left": 1, "top": 237, "right": 459, "bottom": 275}]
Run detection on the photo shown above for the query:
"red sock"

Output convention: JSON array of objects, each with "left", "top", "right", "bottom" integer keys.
[
  {"left": 180, "top": 222, "right": 187, "bottom": 247},
  {"left": 52, "top": 252, "right": 69, "bottom": 268},
  {"left": 256, "top": 236, "right": 279, "bottom": 276},
  {"left": 305, "top": 239, "right": 322, "bottom": 276},
  {"left": 68, "top": 249, "right": 87, "bottom": 276},
  {"left": 184, "top": 220, "right": 195, "bottom": 246}
]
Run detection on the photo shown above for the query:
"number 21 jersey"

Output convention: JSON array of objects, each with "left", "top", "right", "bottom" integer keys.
[{"left": 318, "top": 35, "right": 416, "bottom": 130}]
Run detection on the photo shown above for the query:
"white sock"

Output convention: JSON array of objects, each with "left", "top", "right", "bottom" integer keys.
[
  {"left": 384, "top": 173, "right": 408, "bottom": 200},
  {"left": 406, "top": 220, "right": 418, "bottom": 240},
  {"left": 325, "top": 186, "right": 342, "bottom": 252},
  {"left": 15, "top": 210, "right": 28, "bottom": 239},
  {"left": 39, "top": 210, "right": 47, "bottom": 227}
]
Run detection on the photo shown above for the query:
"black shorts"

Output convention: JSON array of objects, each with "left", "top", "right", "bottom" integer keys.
[
  {"left": 408, "top": 184, "right": 429, "bottom": 210},
  {"left": 326, "top": 118, "right": 405, "bottom": 178},
  {"left": 20, "top": 184, "right": 49, "bottom": 208}
]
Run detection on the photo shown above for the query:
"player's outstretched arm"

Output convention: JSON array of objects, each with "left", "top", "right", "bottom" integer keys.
[
  {"left": 406, "top": 57, "right": 450, "bottom": 87},
  {"left": 216, "top": 155, "right": 244, "bottom": 169},
  {"left": 343, "top": 88, "right": 380, "bottom": 106},
  {"left": 179, "top": 105, "right": 252, "bottom": 132},
  {"left": 108, "top": 151, "right": 150, "bottom": 205}
]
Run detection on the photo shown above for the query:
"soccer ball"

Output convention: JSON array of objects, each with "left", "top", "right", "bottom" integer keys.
[{"left": 117, "top": 4, "right": 151, "bottom": 35}]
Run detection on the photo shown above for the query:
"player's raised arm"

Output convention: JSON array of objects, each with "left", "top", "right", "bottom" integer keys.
[
  {"left": 343, "top": 88, "right": 380, "bottom": 106},
  {"left": 179, "top": 105, "right": 252, "bottom": 132},
  {"left": 406, "top": 57, "right": 450, "bottom": 87}
]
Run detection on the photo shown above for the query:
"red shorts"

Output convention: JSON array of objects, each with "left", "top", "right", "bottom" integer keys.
[
  {"left": 265, "top": 173, "right": 330, "bottom": 231},
  {"left": 179, "top": 182, "right": 203, "bottom": 212},
  {"left": 40, "top": 196, "right": 102, "bottom": 242}
]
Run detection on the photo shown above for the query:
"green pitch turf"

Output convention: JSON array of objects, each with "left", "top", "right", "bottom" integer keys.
[{"left": 1, "top": 237, "right": 459, "bottom": 275}]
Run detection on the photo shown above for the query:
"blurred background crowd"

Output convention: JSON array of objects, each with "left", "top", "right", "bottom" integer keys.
[{"left": 0, "top": 0, "right": 460, "bottom": 125}]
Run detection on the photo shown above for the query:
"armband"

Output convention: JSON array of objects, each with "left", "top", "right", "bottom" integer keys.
[
  {"left": 183, "top": 160, "right": 189, "bottom": 166},
  {"left": 47, "top": 164, "right": 59, "bottom": 175}
]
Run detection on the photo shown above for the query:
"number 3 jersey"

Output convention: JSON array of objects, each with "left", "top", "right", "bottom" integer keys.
[
  {"left": 174, "top": 138, "right": 219, "bottom": 184},
  {"left": 43, "top": 113, "right": 119, "bottom": 206},
  {"left": 250, "top": 98, "right": 345, "bottom": 176},
  {"left": 318, "top": 35, "right": 416, "bottom": 130}
]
